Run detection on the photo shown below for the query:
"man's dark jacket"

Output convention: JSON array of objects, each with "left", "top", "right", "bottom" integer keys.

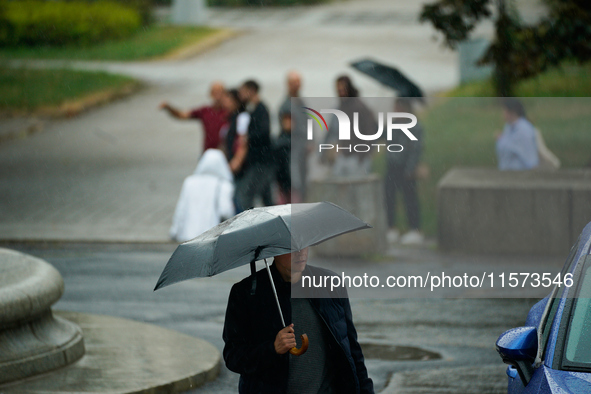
[
  {"left": 245, "top": 101, "right": 272, "bottom": 169},
  {"left": 223, "top": 262, "right": 374, "bottom": 394}
]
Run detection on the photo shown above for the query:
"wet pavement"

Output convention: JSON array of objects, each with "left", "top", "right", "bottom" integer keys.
[
  {"left": 0, "top": 1, "right": 552, "bottom": 392},
  {"left": 3, "top": 242, "right": 550, "bottom": 393},
  {"left": 0, "top": 0, "right": 547, "bottom": 245},
  {"left": 0, "top": 0, "right": 460, "bottom": 244},
  {"left": 0, "top": 311, "right": 220, "bottom": 393},
  {"left": 0, "top": 0, "right": 547, "bottom": 244}
]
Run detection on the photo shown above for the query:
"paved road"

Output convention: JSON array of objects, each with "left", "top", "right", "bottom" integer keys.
[
  {"left": 6, "top": 242, "right": 561, "bottom": 393},
  {"left": 0, "top": 0, "right": 549, "bottom": 243},
  {"left": 0, "top": 1, "right": 556, "bottom": 392},
  {"left": 0, "top": 0, "right": 461, "bottom": 243}
]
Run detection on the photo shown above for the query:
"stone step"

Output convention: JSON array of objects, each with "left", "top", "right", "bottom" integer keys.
[{"left": 0, "top": 311, "right": 220, "bottom": 393}]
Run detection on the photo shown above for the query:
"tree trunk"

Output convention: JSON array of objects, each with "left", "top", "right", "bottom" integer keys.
[{"left": 493, "top": 0, "right": 514, "bottom": 97}]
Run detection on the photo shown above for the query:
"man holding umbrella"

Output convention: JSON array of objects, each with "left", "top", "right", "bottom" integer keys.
[
  {"left": 223, "top": 247, "right": 374, "bottom": 393},
  {"left": 154, "top": 202, "right": 375, "bottom": 393}
]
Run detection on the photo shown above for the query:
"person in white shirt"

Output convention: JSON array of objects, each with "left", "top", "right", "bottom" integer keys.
[
  {"left": 169, "top": 149, "right": 235, "bottom": 242},
  {"left": 219, "top": 89, "right": 251, "bottom": 173}
]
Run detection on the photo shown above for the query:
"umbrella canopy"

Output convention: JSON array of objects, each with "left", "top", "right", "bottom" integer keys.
[
  {"left": 154, "top": 202, "right": 370, "bottom": 291},
  {"left": 350, "top": 58, "right": 424, "bottom": 101}
]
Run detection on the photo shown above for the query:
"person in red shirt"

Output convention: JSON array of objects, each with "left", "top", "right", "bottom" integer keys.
[{"left": 159, "top": 82, "right": 228, "bottom": 152}]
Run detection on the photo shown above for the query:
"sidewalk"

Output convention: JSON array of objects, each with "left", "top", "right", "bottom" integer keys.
[{"left": 0, "top": 0, "right": 542, "bottom": 243}]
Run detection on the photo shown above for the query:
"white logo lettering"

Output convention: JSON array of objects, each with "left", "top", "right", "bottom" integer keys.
[
  {"left": 306, "top": 111, "right": 417, "bottom": 141},
  {"left": 387, "top": 113, "right": 418, "bottom": 141}
]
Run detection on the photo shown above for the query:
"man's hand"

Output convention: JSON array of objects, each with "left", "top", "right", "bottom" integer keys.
[
  {"left": 274, "top": 324, "right": 296, "bottom": 354},
  {"left": 229, "top": 158, "right": 240, "bottom": 174},
  {"left": 159, "top": 102, "right": 190, "bottom": 119}
]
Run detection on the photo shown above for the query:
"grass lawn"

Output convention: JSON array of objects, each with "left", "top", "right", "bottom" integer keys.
[
  {"left": 0, "top": 26, "right": 221, "bottom": 113},
  {"left": 446, "top": 62, "right": 591, "bottom": 97},
  {"left": 0, "top": 26, "right": 220, "bottom": 61},
  {"left": 376, "top": 62, "right": 591, "bottom": 237},
  {"left": 0, "top": 66, "right": 138, "bottom": 114}
]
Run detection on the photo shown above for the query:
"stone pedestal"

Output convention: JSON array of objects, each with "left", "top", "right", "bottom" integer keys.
[
  {"left": 438, "top": 168, "right": 591, "bottom": 254},
  {"left": 0, "top": 249, "right": 84, "bottom": 384},
  {"left": 307, "top": 175, "right": 387, "bottom": 257},
  {"left": 171, "top": 0, "right": 208, "bottom": 25}
]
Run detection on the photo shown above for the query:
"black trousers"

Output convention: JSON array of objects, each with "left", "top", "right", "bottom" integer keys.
[
  {"left": 384, "top": 163, "right": 420, "bottom": 230},
  {"left": 235, "top": 164, "right": 273, "bottom": 211}
]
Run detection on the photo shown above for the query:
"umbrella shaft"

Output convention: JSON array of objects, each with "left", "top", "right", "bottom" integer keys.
[{"left": 265, "top": 259, "right": 286, "bottom": 327}]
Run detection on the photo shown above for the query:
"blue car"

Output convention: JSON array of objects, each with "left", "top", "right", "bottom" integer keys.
[{"left": 496, "top": 222, "right": 591, "bottom": 393}]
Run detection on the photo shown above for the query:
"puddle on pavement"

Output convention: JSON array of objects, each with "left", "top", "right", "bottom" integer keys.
[{"left": 360, "top": 343, "right": 441, "bottom": 361}]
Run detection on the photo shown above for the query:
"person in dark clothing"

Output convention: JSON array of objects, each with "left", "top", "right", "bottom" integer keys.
[
  {"left": 275, "top": 114, "right": 292, "bottom": 204},
  {"left": 223, "top": 248, "right": 374, "bottom": 394},
  {"left": 233, "top": 80, "right": 274, "bottom": 210},
  {"left": 220, "top": 89, "right": 249, "bottom": 164},
  {"left": 323, "top": 75, "right": 377, "bottom": 177},
  {"left": 384, "top": 98, "right": 424, "bottom": 245},
  {"left": 278, "top": 71, "right": 308, "bottom": 202}
]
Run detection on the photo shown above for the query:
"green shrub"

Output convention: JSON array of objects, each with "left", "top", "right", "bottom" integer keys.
[
  {"left": 109, "top": 0, "right": 153, "bottom": 25},
  {"left": 0, "top": 0, "right": 142, "bottom": 47},
  {"left": 0, "top": 3, "right": 10, "bottom": 45},
  {"left": 208, "top": 0, "right": 327, "bottom": 6}
]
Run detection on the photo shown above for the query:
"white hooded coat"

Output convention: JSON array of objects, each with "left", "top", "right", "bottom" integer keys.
[{"left": 169, "top": 149, "right": 235, "bottom": 242}]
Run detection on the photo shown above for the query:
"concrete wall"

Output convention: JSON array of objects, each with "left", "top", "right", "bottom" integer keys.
[
  {"left": 171, "top": 0, "right": 208, "bottom": 25},
  {"left": 438, "top": 168, "right": 591, "bottom": 254}
]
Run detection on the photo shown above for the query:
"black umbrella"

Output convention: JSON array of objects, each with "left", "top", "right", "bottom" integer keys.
[
  {"left": 154, "top": 202, "right": 370, "bottom": 355},
  {"left": 350, "top": 58, "right": 424, "bottom": 101}
]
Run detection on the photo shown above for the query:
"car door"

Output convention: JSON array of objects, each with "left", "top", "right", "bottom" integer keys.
[{"left": 507, "top": 239, "right": 580, "bottom": 394}]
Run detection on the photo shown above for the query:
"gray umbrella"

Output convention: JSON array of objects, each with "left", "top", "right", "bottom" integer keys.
[
  {"left": 154, "top": 202, "right": 370, "bottom": 355},
  {"left": 154, "top": 201, "right": 369, "bottom": 289}
]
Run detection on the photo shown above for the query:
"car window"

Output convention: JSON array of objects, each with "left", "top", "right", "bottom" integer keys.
[
  {"left": 540, "top": 239, "right": 580, "bottom": 360},
  {"left": 541, "top": 295, "right": 560, "bottom": 361},
  {"left": 565, "top": 261, "right": 591, "bottom": 364}
]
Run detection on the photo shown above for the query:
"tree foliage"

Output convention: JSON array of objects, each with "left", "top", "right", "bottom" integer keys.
[
  {"left": 420, "top": 0, "right": 591, "bottom": 96},
  {"left": 420, "top": 0, "right": 492, "bottom": 48}
]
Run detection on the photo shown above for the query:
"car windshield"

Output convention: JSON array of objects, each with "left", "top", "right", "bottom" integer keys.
[{"left": 565, "top": 261, "right": 591, "bottom": 364}]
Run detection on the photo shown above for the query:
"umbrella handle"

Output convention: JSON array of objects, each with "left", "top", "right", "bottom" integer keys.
[{"left": 289, "top": 333, "right": 309, "bottom": 356}]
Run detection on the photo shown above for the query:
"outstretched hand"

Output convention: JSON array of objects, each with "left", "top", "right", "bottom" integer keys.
[{"left": 274, "top": 324, "right": 296, "bottom": 354}]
